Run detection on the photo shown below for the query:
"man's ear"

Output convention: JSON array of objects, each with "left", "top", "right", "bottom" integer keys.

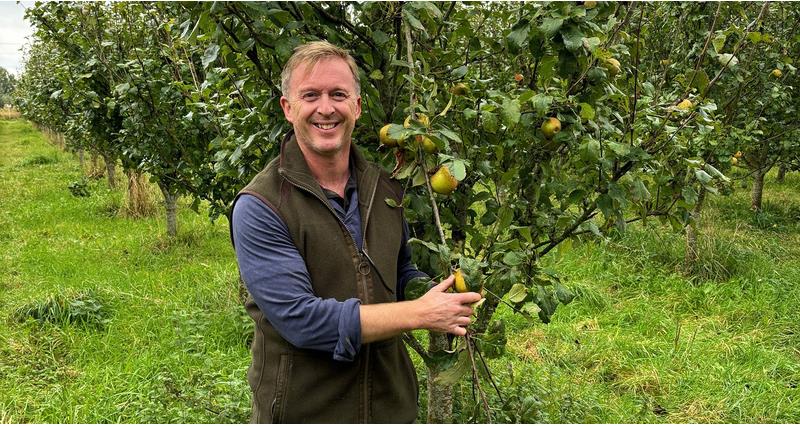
[
  {"left": 280, "top": 96, "right": 294, "bottom": 123},
  {"left": 355, "top": 95, "right": 362, "bottom": 120}
]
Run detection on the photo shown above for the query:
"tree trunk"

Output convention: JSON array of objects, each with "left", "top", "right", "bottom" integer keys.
[
  {"left": 102, "top": 153, "right": 117, "bottom": 189},
  {"left": 685, "top": 187, "right": 707, "bottom": 267},
  {"left": 159, "top": 183, "right": 179, "bottom": 238},
  {"left": 89, "top": 153, "right": 102, "bottom": 178},
  {"left": 751, "top": 168, "right": 766, "bottom": 212},
  {"left": 78, "top": 148, "right": 85, "bottom": 170},
  {"left": 123, "top": 169, "right": 155, "bottom": 218},
  {"left": 776, "top": 164, "right": 787, "bottom": 183},
  {"left": 426, "top": 332, "right": 454, "bottom": 423}
]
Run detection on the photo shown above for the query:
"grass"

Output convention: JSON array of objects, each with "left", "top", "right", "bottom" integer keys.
[
  {"left": 0, "top": 119, "right": 250, "bottom": 423},
  {"left": 2, "top": 117, "right": 800, "bottom": 423},
  {"left": 454, "top": 171, "right": 800, "bottom": 423}
]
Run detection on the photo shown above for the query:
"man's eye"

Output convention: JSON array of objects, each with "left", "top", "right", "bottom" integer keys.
[
  {"left": 302, "top": 93, "right": 319, "bottom": 100},
  {"left": 332, "top": 92, "right": 348, "bottom": 100}
]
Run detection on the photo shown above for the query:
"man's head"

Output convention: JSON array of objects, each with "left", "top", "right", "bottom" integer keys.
[
  {"left": 281, "top": 41, "right": 360, "bottom": 97},
  {"left": 280, "top": 41, "right": 362, "bottom": 158}
]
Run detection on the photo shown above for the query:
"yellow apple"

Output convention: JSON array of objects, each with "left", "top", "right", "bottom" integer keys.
[
  {"left": 379, "top": 124, "right": 400, "bottom": 147},
  {"left": 420, "top": 136, "right": 437, "bottom": 154},
  {"left": 450, "top": 83, "right": 469, "bottom": 96},
  {"left": 404, "top": 113, "right": 430, "bottom": 129},
  {"left": 541, "top": 117, "right": 562, "bottom": 139},
  {"left": 430, "top": 166, "right": 458, "bottom": 195},
  {"left": 604, "top": 58, "right": 621, "bottom": 76}
]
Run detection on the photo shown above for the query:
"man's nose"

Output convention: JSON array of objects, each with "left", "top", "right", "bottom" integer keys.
[{"left": 316, "top": 95, "right": 335, "bottom": 115}]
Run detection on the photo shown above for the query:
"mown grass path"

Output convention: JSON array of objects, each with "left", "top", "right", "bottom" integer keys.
[{"left": 1, "top": 118, "right": 799, "bottom": 423}]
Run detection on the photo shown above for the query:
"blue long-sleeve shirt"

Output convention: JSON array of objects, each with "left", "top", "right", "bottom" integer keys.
[{"left": 231, "top": 173, "right": 426, "bottom": 362}]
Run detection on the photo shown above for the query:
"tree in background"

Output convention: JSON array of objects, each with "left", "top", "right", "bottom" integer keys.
[{"left": 0, "top": 67, "right": 17, "bottom": 107}]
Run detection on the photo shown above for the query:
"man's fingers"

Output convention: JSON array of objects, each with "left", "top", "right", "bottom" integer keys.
[
  {"left": 456, "top": 291, "right": 483, "bottom": 304},
  {"left": 431, "top": 275, "right": 455, "bottom": 292},
  {"left": 449, "top": 326, "right": 467, "bottom": 336}
]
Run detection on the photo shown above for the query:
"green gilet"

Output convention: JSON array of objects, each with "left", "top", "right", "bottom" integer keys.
[{"left": 231, "top": 133, "right": 418, "bottom": 423}]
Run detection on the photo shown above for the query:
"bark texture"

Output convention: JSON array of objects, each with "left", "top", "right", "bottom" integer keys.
[
  {"left": 159, "top": 183, "right": 179, "bottom": 238},
  {"left": 102, "top": 153, "right": 116, "bottom": 189},
  {"left": 751, "top": 169, "right": 765, "bottom": 212},
  {"left": 426, "top": 332, "right": 454, "bottom": 423},
  {"left": 777, "top": 164, "right": 787, "bottom": 183},
  {"left": 685, "top": 187, "right": 707, "bottom": 267}
]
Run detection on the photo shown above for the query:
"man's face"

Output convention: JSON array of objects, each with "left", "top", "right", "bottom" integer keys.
[{"left": 280, "top": 57, "right": 362, "bottom": 157}]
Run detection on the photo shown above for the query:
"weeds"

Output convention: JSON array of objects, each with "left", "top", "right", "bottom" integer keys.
[
  {"left": 11, "top": 289, "right": 111, "bottom": 329},
  {"left": 20, "top": 153, "right": 59, "bottom": 166},
  {"left": 67, "top": 178, "right": 91, "bottom": 197}
]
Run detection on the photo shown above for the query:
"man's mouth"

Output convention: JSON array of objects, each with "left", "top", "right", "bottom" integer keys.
[{"left": 314, "top": 122, "right": 339, "bottom": 130}]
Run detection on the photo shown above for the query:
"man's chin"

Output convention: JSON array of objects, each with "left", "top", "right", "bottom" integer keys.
[{"left": 299, "top": 136, "right": 349, "bottom": 156}]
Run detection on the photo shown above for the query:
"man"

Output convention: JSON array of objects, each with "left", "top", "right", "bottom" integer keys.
[{"left": 230, "top": 41, "right": 481, "bottom": 423}]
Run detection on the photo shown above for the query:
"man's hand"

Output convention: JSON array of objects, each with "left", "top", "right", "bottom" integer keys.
[
  {"left": 414, "top": 275, "right": 482, "bottom": 336},
  {"left": 360, "top": 275, "right": 483, "bottom": 343}
]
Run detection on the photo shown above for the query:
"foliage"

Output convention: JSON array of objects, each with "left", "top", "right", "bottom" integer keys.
[
  {"left": 0, "top": 67, "right": 16, "bottom": 107},
  {"left": 12, "top": 289, "right": 110, "bottom": 329}
]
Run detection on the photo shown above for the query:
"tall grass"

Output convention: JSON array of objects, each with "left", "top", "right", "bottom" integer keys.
[{"left": 0, "top": 107, "right": 21, "bottom": 120}]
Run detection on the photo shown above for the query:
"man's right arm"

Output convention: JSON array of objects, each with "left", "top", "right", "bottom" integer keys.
[{"left": 232, "top": 194, "right": 363, "bottom": 362}]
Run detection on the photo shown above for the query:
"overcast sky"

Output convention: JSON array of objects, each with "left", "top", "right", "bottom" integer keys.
[{"left": 0, "top": 1, "right": 34, "bottom": 77}]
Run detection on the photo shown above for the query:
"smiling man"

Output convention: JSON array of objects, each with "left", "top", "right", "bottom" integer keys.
[{"left": 230, "top": 41, "right": 481, "bottom": 423}]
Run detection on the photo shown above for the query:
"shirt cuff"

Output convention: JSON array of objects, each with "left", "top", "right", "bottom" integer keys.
[{"left": 333, "top": 298, "right": 362, "bottom": 362}]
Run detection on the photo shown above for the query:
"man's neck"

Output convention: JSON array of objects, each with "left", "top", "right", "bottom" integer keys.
[{"left": 300, "top": 143, "right": 352, "bottom": 198}]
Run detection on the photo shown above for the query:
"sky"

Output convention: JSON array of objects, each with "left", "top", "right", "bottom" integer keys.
[{"left": 0, "top": 1, "right": 35, "bottom": 77}]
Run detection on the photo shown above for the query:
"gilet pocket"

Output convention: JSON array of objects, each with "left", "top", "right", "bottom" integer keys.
[{"left": 271, "top": 353, "right": 291, "bottom": 423}]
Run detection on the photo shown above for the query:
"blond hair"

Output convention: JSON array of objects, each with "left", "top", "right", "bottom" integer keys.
[{"left": 281, "top": 41, "right": 360, "bottom": 96}]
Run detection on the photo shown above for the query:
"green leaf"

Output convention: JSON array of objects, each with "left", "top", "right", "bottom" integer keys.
[
  {"left": 384, "top": 198, "right": 398, "bottom": 208},
  {"left": 481, "top": 111, "right": 498, "bottom": 132},
  {"left": 686, "top": 69, "right": 710, "bottom": 93},
  {"left": 372, "top": 30, "right": 391, "bottom": 46},
  {"left": 433, "top": 351, "right": 470, "bottom": 385},
  {"left": 716, "top": 53, "right": 738, "bottom": 68},
  {"left": 402, "top": 8, "right": 426, "bottom": 35},
  {"left": 712, "top": 33, "right": 727, "bottom": 54},
  {"left": 630, "top": 179, "right": 651, "bottom": 202},
  {"left": 694, "top": 169, "right": 712, "bottom": 184},
  {"left": 560, "top": 25, "right": 584, "bottom": 52},
  {"left": 540, "top": 18, "right": 563, "bottom": 37},
  {"left": 201, "top": 44, "right": 220, "bottom": 69},
  {"left": 502, "top": 251, "right": 525, "bottom": 267},
  {"left": 408, "top": 238, "right": 439, "bottom": 253},
  {"left": 506, "top": 283, "right": 528, "bottom": 304},
  {"left": 369, "top": 69, "right": 384, "bottom": 80},
  {"left": 501, "top": 97, "right": 521, "bottom": 127},
  {"left": 579, "top": 102, "right": 595, "bottom": 121},
  {"left": 607, "top": 141, "right": 630, "bottom": 157},
  {"left": 555, "top": 282, "right": 574, "bottom": 305},
  {"left": 507, "top": 18, "right": 530, "bottom": 52},
  {"left": 450, "top": 159, "right": 467, "bottom": 181},
  {"left": 451, "top": 65, "right": 468, "bottom": 79},
  {"left": 438, "top": 128, "right": 462, "bottom": 143},
  {"left": 530, "top": 94, "right": 553, "bottom": 116},
  {"left": 682, "top": 187, "right": 698, "bottom": 205},
  {"left": 404, "top": 276, "right": 434, "bottom": 301}
]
